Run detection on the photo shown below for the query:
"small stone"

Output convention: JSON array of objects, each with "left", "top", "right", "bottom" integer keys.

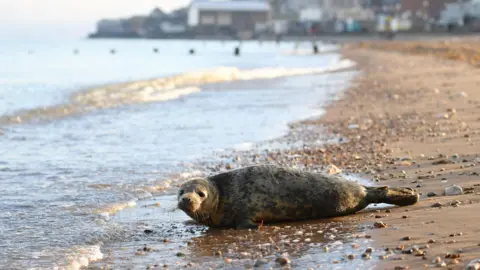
[
  {"left": 415, "top": 250, "right": 424, "bottom": 256},
  {"left": 402, "top": 215, "right": 408, "bottom": 219},
  {"left": 224, "top": 258, "right": 232, "bottom": 264},
  {"left": 275, "top": 256, "right": 291, "bottom": 265},
  {"left": 433, "top": 257, "right": 442, "bottom": 264},
  {"left": 431, "top": 202, "right": 443, "bottom": 208},
  {"left": 361, "top": 253, "right": 371, "bottom": 260},
  {"left": 394, "top": 266, "right": 409, "bottom": 270},
  {"left": 427, "top": 192, "right": 437, "bottom": 197},
  {"left": 351, "top": 243, "right": 360, "bottom": 249},
  {"left": 451, "top": 200, "right": 461, "bottom": 206},
  {"left": 401, "top": 236, "right": 411, "bottom": 241},
  {"left": 176, "top": 252, "right": 185, "bottom": 257},
  {"left": 466, "top": 259, "right": 480, "bottom": 270},
  {"left": 445, "top": 253, "right": 460, "bottom": 259},
  {"left": 450, "top": 259, "right": 460, "bottom": 265},
  {"left": 144, "top": 229, "right": 154, "bottom": 234},
  {"left": 326, "top": 164, "right": 342, "bottom": 175},
  {"left": 445, "top": 185, "right": 463, "bottom": 196},
  {"left": 347, "top": 254, "right": 355, "bottom": 260},
  {"left": 240, "top": 252, "right": 250, "bottom": 258},
  {"left": 365, "top": 247, "right": 374, "bottom": 253},
  {"left": 436, "top": 261, "right": 447, "bottom": 267},
  {"left": 214, "top": 250, "right": 222, "bottom": 257},
  {"left": 254, "top": 259, "right": 269, "bottom": 267},
  {"left": 428, "top": 239, "right": 436, "bottom": 244},
  {"left": 374, "top": 221, "right": 387, "bottom": 228}
]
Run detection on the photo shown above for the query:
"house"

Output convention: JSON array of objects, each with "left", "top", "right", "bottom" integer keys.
[
  {"left": 144, "top": 7, "right": 188, "bottom": 38},
  {"left": 188, "top": 0, "right": 270, "bottom": 38}
]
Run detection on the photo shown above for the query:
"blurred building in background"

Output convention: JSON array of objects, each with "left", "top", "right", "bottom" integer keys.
[
  {"left": 89, "top": 0, "right": 480, "bottom": 39},
  {"left": 188, "top": 0, "right": 270, "bottom": 39}
]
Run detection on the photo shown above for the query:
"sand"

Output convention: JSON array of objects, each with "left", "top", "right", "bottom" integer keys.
[{"left": 324, "top": 41, "right": 480, "bottom": 269}]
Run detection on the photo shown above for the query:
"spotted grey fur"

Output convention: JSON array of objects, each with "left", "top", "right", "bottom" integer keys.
[{"left": 177, "top": 164, "right": 419, "bottom": 229}]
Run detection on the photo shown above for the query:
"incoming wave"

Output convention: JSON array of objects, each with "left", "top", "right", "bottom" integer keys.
[{"left": 0, "top": 59, "right": 356, "bottom": 125}]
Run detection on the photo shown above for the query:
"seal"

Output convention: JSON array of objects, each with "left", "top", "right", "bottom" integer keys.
[{"left": 177, "top": 164, "right": 419, "bottom": 229}]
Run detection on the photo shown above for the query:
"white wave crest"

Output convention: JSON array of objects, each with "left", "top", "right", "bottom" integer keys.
[{"left": 73, "top": 59, "right": 356, "bottom": 110}]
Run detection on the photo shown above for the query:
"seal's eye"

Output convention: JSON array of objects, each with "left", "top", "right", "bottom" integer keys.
[
  {"left": 197, "top": 191, "right": 205, "bottom": 198},
  {"left": 179, "top": 190, "right": 184, "bottom": 196}
]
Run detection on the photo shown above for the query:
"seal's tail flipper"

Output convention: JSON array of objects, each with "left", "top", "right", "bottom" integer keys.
[{"left": 365, "top": 186, "right": 419, "bottom": 206}]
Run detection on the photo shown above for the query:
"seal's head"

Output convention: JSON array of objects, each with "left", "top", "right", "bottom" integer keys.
[{"left": 177, "top": 178, "right": 219, "bottom": 224}]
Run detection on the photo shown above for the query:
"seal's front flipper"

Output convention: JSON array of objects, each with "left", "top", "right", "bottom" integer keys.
[
  {"left": 235, "top": 219, "right": 259, "bottom": 230},
  {"left": 366, "top": 186, "right": 419, "bottom": 206}
]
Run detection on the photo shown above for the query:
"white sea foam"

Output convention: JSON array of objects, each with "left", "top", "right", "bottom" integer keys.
[
  {"left": 73, "top": 59, "right": 357, "bottom": 110},
  {"left": 60, "top": 245, "right": 103, "bottom": 270},
  {"left": 30, "top": 245, "right": 103, "bottom": 270}
]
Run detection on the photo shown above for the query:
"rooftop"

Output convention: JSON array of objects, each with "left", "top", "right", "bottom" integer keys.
[{"left": 190, "top": 0, "right": 270, "bottom": 12}]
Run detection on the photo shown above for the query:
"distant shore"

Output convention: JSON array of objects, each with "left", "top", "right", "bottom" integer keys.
[{"left": 87, "top": 31, "right": 480, "bottom": 44}]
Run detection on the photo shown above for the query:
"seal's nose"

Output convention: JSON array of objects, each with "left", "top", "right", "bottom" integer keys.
[{"left": 182, "top": 197, "right": 192, "bottom": 203}]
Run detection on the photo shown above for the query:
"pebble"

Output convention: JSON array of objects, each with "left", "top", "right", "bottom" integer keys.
[
  {"left": 361, "top": 253, "right": 371, "bottom": 260},
  {"left": 450, "top": 258, "right": 460, "bottom": 265},
  {"left": 214, "top": 250, "right": 222, "bottom": 257},
  {"left": 436, "top": 261, "right": 447, "bottom": 267},
  {"left": 326, "top": 164, "right": 342, "bottom": 175},
  {"left": 401, "top": 236, "right": 411, "bottom": 241},
  {"left": 365, "top": 247, "right": 374, "bottom": 254},
  {"left": 374, "top": 221, "right": 387, "bottom": 228},
  {"left": 275, "top": 256, "right": 291, "bottom": 265},
  {"left": 176, "top": 252, "right": 185, "bottom": 257},
  {"left": 444, "top": 185, "right": 463, "bottom": 196},
  {"left": 415, "top": 250, "right": 424, "bottom": 256},
  {"left": 224, "top": 258, "right": 232, "bottom": 264},
  {"left": 427, "top": 192, "right": 437, "bottom": 197},
  {"left": 431, "top": 202, "right": 443, "bottom": 208},
  {"left": 445, "top": 253, "right": 460, "bottom": 259},
  {"left": 240, "top": 252, "right": 250, "bottom": 258},
  {"left": 394, "top": 266, "right": 409, "bottom": 270},
  {"left": 347, "top": 254, "right": 355, "bottom": 260},
  {"left": 254, "top": 259, "right": 269, "bottom": 267},
  {"left": 466, "top": 259, "right": 480, "bottom": 270}
]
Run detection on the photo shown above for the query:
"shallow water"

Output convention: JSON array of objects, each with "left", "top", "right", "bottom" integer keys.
[{"left": 0, "top": 39, "right": 364, "bottom": 269}]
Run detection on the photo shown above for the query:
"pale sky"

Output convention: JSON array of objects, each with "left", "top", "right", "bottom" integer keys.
[{"left": 0, "top": 0, "right": 190, "bottom": 39}]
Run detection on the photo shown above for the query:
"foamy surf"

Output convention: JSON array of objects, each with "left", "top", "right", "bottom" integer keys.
[
  {"left": 0, "top": 59, "right": 356, "bottom": 125},
  {"left": 30, "top": 245, "right": 103, "bottom": 270}
]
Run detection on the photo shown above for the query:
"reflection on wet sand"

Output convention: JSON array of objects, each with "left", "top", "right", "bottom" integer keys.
[{"left": 182, "top": 218, "right": 375, "bottom": 269}]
